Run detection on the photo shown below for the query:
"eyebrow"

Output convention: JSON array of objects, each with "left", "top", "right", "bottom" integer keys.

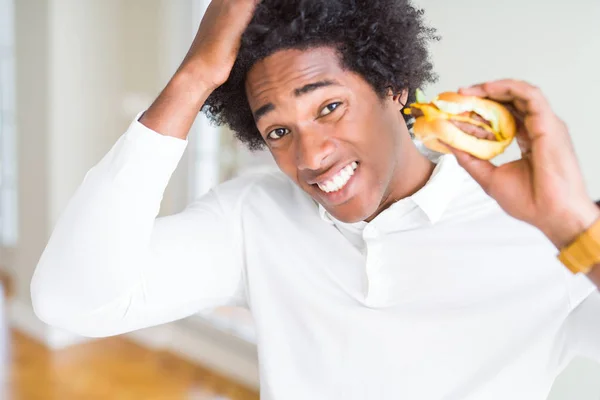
[
  {"left": 253, "top": 79, "right": 340, "bottom": 122},
  {"left": 293, "top": 80, "right": 338, "bottom": 96}
]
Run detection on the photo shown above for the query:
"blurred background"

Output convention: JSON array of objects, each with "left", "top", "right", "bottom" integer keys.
[{"left": 0, "top": 0, "right": 598, "bottom": 399}]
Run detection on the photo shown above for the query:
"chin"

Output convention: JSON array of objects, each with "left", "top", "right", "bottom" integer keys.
[{"left": 321, "top": 196, "right": 381, "bottom": 224}]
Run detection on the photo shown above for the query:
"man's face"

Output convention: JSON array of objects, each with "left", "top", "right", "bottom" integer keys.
[{"left": 245, "top": 47, "right": 410, "bottom": 223}]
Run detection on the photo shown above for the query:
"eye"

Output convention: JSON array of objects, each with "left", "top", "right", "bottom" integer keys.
[
  {"left": 267, "top": 127, "right": 290, "bottom": 140},
  {"left": 319, "top": 102, "right": 342, "bottom": 117}
]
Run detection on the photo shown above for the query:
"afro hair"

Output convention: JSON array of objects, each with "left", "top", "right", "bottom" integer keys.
[{"left": 203, "top": 0, "right": 440, "bottom": 150}]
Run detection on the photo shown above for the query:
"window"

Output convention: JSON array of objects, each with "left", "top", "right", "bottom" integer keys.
[{"left": 0, "top": 0, "right": 17, "bottom": 247}]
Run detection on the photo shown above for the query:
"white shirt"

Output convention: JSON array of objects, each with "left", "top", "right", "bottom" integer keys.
[{"left": 31, "top": 116, "right": 600, "bottom": 400}]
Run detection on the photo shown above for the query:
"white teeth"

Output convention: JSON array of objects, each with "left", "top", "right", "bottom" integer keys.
[
  {"left": 316, "top": 162, "right": 359, "bottom": 193},
  {"left": 340, "top": 169, "right": 350, "bottom": 181}
]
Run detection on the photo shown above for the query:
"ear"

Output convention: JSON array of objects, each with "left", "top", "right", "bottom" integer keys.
[{"left": 387, "top": 88, "right": 409, "bottom": 112}]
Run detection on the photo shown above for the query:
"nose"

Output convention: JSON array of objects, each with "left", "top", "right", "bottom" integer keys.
[{"left": 294, "top": 127, "right": 336, "bottom": 171}]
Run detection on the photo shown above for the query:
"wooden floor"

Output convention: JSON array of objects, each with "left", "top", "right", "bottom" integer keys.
[{"left": 3, "top": 328, "right": 259, "bottom": 400}]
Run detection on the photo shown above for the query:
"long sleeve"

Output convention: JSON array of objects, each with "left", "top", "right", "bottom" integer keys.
[{"left": 31, "top": 117, "right": 247, "bottom": 338}]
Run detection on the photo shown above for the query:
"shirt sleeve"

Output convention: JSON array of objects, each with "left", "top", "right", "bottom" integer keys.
[
  {"left": 30, "top": 115, "right": 248, "bottom": 338},
  {"left": 564, "top": 276, "right": 600, "bottom": 363}
]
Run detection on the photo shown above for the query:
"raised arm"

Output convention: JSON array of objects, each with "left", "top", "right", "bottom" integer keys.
[{"left": 30, "top": 0, "right": 261, "bottom": 337}]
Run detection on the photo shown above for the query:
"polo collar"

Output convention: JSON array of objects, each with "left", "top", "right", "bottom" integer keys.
[{"left": 317, "top": 154, "right": 465, "bottom": 227}]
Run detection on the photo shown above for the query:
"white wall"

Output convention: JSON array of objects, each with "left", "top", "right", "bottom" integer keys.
[
  {"left": 14, "top": 0, "right": 52, "bottom": 308},
  {"left": 413, "top": 1, "right": 600, "bottom": 398},
  {"left": 48, "top": 0, "right": 122, "bottom": 228},
  {"left": 10, "top": 0, "right": 170, "bottom": 343}
]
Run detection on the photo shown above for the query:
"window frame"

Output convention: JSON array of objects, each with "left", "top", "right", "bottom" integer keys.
[{"left": 0, "top": 0, "right": 18, "bottom": 247}]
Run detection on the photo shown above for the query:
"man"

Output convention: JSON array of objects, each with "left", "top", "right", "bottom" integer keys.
[{"left": 31, "top": 0, "right": 600, "bottom": 399}]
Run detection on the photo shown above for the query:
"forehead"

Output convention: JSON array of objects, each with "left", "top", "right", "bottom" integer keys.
[{"left": 245, "top": 47, "right": 347, "bottom": 106}]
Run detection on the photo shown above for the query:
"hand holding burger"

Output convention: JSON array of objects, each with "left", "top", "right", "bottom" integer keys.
[{"left": 410, "top": 79, "right": 600, "bottom": 284}]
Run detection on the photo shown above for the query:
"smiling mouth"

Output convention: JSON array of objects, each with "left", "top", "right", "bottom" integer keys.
[{"left": 316, "top": 162, "right": 359, "bottom": 193}]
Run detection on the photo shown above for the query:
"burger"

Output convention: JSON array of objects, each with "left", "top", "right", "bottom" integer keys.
[{"left": 403, "top": 89, "right": 517, "bottom": 160}]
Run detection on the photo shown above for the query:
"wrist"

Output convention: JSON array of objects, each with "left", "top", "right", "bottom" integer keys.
[
  {"left": 139, "top": 61, "right": 217, "bottom": 140},
  {"left": 170, "top": 63, "right": 216, "bottom": 108},
  {"left": 178, "top": 52, "right": 232, "bottom": 91},
  {"left": 588, "top": 263, "right": 600, "bottom": 287},
  {"left": 544, "top": 201, "right": 600, "bottom": 249}
]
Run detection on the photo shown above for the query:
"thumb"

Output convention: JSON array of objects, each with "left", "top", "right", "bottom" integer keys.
[{"left": 448, "top": 146, "right": 496, "bottom": 194}]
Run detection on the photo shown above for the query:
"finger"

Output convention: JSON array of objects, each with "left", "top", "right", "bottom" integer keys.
[
  {"left": 446, "top": 145, "right": 497, "bottom": 194},
  {"left": 458, "top": 85, "right": 487, "bottom": 97},
  {"left": 464, "top": 80, "right": 551, "bottom": 117},
  {"left": 516, "top": 127, "right": 532, "bottom": 157},
  {"left": 502, "top": 102, "right": 526, "bottom": 124}
]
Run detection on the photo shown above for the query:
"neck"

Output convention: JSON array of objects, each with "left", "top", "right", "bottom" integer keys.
[{"left": 365, "top": 141, "right": 436, "bottom": 222}]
